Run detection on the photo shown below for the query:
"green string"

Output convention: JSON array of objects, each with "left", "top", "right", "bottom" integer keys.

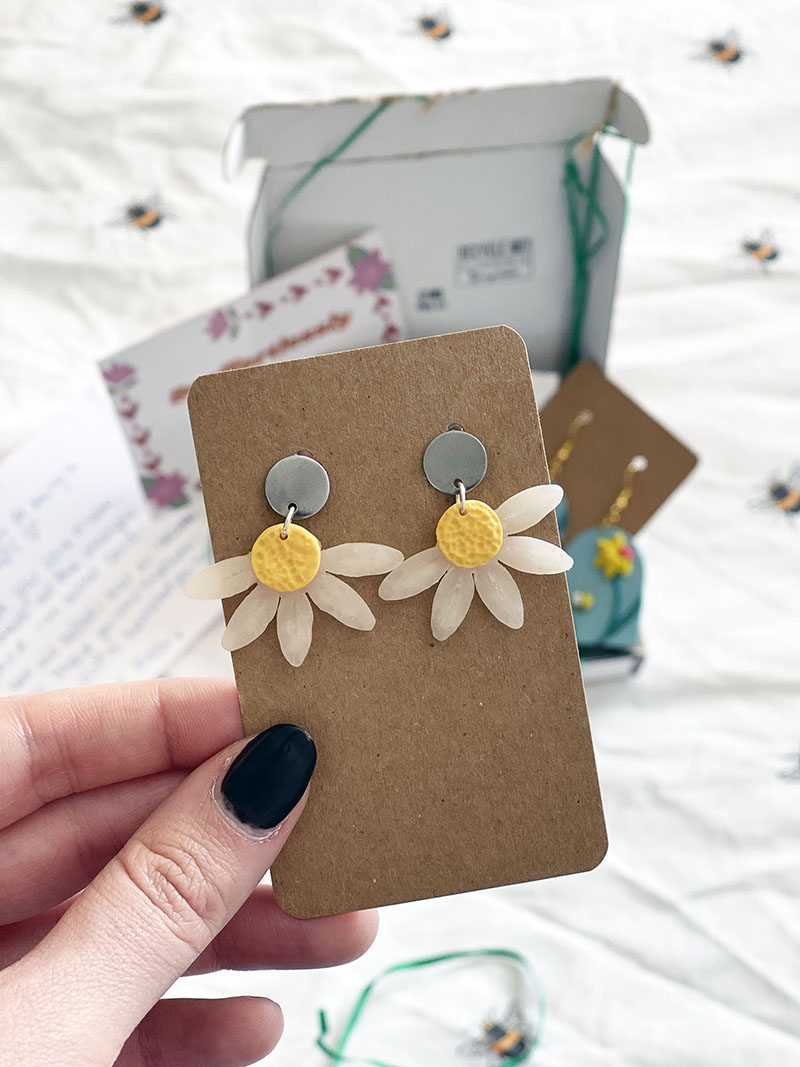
[
  {"left": 262, "top": 99, "right": 635, "bottom": 377},
  {"left": 316, "top": 948, "right": 545, "bottom": 1067},
  {"left": 264, "top": 99, "right": 395, "bottom": 278},
  {"left": 563, "top": 127, "right": 636, "bottom": 374}
]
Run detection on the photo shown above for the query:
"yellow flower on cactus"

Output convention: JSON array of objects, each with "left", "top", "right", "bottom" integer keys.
[{"left": 593, "top": 532, "right": 635, "bottom": 579}]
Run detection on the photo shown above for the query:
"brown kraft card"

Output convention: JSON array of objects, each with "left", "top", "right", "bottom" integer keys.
[
  {"left": 188, "top": 326, "right": 607, "bottom": 918},
  {"left": 540, "top": 361, "right": 697, "bottom": 541}
]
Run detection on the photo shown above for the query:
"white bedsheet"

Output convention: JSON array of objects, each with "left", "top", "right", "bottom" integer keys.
[{"left": 2, "top": 0, "right": 799, "bottom": 1063}]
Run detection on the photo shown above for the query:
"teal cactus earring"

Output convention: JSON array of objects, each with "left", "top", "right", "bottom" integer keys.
[
  {"left": 547, "top": 409, "right": 593, "bottom": 537},
  {"left": 565, "top": 455, "right": 646, "bottom": 655}
]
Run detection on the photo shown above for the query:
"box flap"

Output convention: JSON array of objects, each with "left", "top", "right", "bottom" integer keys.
[{"left": 223, "top": 78, "right": 649, "bottom": 179}]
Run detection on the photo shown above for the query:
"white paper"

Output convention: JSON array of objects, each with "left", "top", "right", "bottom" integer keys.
[{"left": 0, "top": 393, "right": 218, "bottom": 695}]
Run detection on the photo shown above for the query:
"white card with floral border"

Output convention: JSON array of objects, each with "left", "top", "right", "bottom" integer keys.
[{"left": 99, "top": 229, "right": 403, "bottom": 512}]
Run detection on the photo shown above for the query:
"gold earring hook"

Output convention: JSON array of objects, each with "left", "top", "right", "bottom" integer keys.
[
  {"left": 602, "top": 455, "right": 648, "bottom": 527},
  {"left": 548, "top": 409, "right": 594, "bottom": 481}
]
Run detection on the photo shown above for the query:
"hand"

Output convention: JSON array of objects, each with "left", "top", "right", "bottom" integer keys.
[{"left": 0, "top": 678, "right": 377, "bottom": 1066}]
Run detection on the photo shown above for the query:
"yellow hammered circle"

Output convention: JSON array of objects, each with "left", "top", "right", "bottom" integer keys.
[
  {"left": 436, "top": 500, "right": 503, "bottom": 568},
  {"left": 250, "top": 523, "right": 321, "bottom": 592}
]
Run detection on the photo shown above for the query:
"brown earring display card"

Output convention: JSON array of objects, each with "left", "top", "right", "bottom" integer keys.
[
  {"left": 540, "top": 361, "right": 697, "bottom": 540},
  {"left": 188, "top": 326, "right": 606, "bottom": 918}
]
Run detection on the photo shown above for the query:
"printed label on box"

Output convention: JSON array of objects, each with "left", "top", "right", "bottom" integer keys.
[
  {"left": 454, "top": 236, "right": 534, "bottom": 286},
  {"left": 416, "top": 287, "right": 447, "bottom": 311}
]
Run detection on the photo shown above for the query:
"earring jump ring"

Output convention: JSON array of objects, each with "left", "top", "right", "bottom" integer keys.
[{"left": 281, "top": 504, "right": 297, "bottom": 540}]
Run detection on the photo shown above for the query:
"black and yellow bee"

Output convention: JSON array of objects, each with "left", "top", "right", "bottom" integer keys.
[
  {"left": 752, "top": 465, "right": 800, "bottom": 517},
  {"left": 742, "top": 230, "right": 780, "bottom": 271},
  {"left": 110, "top": 195, "right": 167, "bottom": 231},
  {"left": 112, "top": 2, "right": 166, "bottom": 24},
  {"left": 418, "top": 13, "right": 452, "bottom": 40},
  {"left": 707, "top": 31, "right": 742, "bottom": 64},
  {"left": 128, "top": 2, "right": 165, "bottom": 22},
  {"left": 460, "top": 1003, "right": 533, "bottom": 1063},
  {"left": 126, "top": 200, "right": 163, "bottom": 229}
]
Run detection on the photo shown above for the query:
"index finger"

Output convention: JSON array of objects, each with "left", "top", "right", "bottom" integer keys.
[{"left": 0, "top": 678, "right": 242, "bottom": 830}]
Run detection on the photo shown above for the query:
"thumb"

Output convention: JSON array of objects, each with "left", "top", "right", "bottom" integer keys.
[{"left": 4, "top": 723, "right": 316, "bottom": 1064}]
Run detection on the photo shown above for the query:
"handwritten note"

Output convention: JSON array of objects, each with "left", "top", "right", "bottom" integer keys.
[{"left": 0, "top": 392, "right": 218, "bottom": 695}]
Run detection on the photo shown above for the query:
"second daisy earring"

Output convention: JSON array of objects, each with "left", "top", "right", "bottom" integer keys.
[
  {"left": 185, "top": 452, "right": 403, "bottom": 667},
  {"left": 379, "top": 425, "right": 573, "bottom": 641}
]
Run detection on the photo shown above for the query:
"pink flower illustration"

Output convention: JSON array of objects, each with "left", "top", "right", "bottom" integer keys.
[
  {"left": 382, "top": 323, "right": 400, "bottom": 343},
  {"left": 117, "top": 397, "right": 139, "bottom": 419},
  {"left": 143, "top": 471, "right": 188, "bottom": 508},
  {"left": 103, "top": 361, "right": 136, "bottom": 388},
  {"left": 130, "top": 425, "right": 150, "bottom": 446},
  {"left": 348, "top": 248, "right": 395, "bottom": 294},
  {"left": 205, "top": 309, "right": 230, "bottom": 341}
]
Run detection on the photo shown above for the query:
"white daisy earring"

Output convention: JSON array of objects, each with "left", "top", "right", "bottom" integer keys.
[
  {"left": 185, "top": 452, "right": 403, "bottom": 666},
  {"left": 379, "top": 425, "right": 574, "bottom": 641}
]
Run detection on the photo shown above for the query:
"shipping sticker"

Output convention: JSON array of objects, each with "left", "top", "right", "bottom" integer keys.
[
  {"left": 454, "top": 237, "right": 534, "bottom": 286},
  {"left": 416, "top": 287, "right": 447, "bottom": 311}
]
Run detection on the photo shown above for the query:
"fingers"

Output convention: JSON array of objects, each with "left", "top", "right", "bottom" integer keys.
[
  {"left": 2, "top": 725, "right": 316, "bottom": 1063},
  {"left": 0, "top": 677, "right": 242, "bottom": 830},
  {"left": 0, "top": 771, "right": 187, "bottom": 925},
  {"left": 0, "top": 888, "right": 378, "bottom": 975},
  {"left": 187, "top": 887, "right": 378, "bottom": 974},
  {"left": 115, "top": 997, "right": 283, "bottom": 1067}
]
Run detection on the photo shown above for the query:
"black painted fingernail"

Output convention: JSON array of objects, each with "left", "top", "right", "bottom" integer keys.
[{"left": 219, "top": 724, "right": 316, "bottom": 831}]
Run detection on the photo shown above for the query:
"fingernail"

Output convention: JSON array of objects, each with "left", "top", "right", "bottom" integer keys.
[{"left": 219, "top": 724, "right": 316, "bottom": 832}]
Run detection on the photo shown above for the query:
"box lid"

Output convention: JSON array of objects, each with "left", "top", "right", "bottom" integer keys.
[{"left": 225, "top": 79, "right": 650, "bottom": 374}]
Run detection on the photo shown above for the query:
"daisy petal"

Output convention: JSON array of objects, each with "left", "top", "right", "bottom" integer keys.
[
  {"left": 495, "top": 484, "right": 564, "bottom": 535},
  {"left": 497, "top": 536, "right": 574, "bottom": 574},
  {"left": 308, "top": 572, "right": 375, "bottom": 630},
  {"left": 277, "top": 593, "right": 314, "bottom": 667},
  {"left": 321, "top": 543, "right": 404, "bottom": 577},
  {"left": 184, "top": 554, "right": 256, "bottom": 599},
  {"left": 221, "top": 585, "right": 279, "bottom": 651},
  {"left": 379, "top": 546, "right": 449, "bottom": 601},
  {"left": 431, "top": 567, "right": 474, "bottom": 641},
  {"left": 474, "top": 561, "right": 524, "bottom": 629}
]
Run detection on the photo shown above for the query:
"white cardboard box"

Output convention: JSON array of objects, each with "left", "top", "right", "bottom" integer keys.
[{"left": 225, "top": 79, "right": 649, "bottom": 374}]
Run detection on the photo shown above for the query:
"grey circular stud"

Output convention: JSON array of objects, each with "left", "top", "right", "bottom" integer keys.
[
  {"left": 423, "top": 428, "right": 488, "bottom": 495},
  {"left": 265, "top": 454, "right": 330, "bottom": 519}
]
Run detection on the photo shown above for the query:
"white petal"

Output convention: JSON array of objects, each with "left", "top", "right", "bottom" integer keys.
[
  {"left": 474, "top": 561, "right": 524, "bottom": 629},
  {"left": 308, "top": 572, "right": 375, "bottom": 630},
  {"left": 497, "top": 536, "right": 574, "bottom": 574},
  {"left": 221, "top": 585, "right": 279, "bottom": 651},
  {"left": 378, "top": 546, "right": 448, "bottom": 601},
  {"left": 495, "top": 484, "right": 563, "bottom": 535},
  {"left": 321, "top": 543, "right": 404, "bottom": 577},
  {"left": 184, "top": 554, "right": 256, "bottom": 599},
  {"left": 431, "top": 567, "right": 474, "bottom": 641},
  {"left": 277, "top": 593, "right": 314, "bottom": 667}
]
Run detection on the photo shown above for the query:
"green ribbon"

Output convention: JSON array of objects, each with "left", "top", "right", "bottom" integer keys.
[
  {"left": 317, "top": 948, "right": 545, "bottom": 1067},
  {"left": 264, "top": 99, "right": 394, "bottom": 277},
  {"left": 563, "top": 127, "right": 636, "bottom": 374}
]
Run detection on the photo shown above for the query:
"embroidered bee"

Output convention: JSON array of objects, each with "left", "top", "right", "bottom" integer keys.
[
  {"left": 742, "top": 230, "right": 780, "bottom": 271},
  {"left": 752, "top": 466, "right": 800, "bottom": 517},
  {"left": 706, "top": 31, "right": 743, "bottom": 65},
  {"left": 114, "top": 2, "right": 166, "bottom": 24},
  {"left": 418, "top": 12, "right": 452, "bottom": 40},
  {"left": 459, "top": 1003, "right": 534, "bottom": 1064},
  {"left": 111, "top": 195, "right": 169, "bottom": 232}
]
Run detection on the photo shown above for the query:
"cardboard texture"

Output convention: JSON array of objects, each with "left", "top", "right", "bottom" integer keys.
[
  {"left": 225, "top": 79, "right": 650, "bottom": 375},
  {"left": 540, "top": 362, "right": 698, "bottom": 540},
  {"left": 188, "top": 326, "right": 606, "bottom": 918}
]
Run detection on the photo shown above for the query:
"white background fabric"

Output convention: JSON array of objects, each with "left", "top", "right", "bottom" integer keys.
[{"left": 2, "top": 0, "right": 799, "bottom": 1062}]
